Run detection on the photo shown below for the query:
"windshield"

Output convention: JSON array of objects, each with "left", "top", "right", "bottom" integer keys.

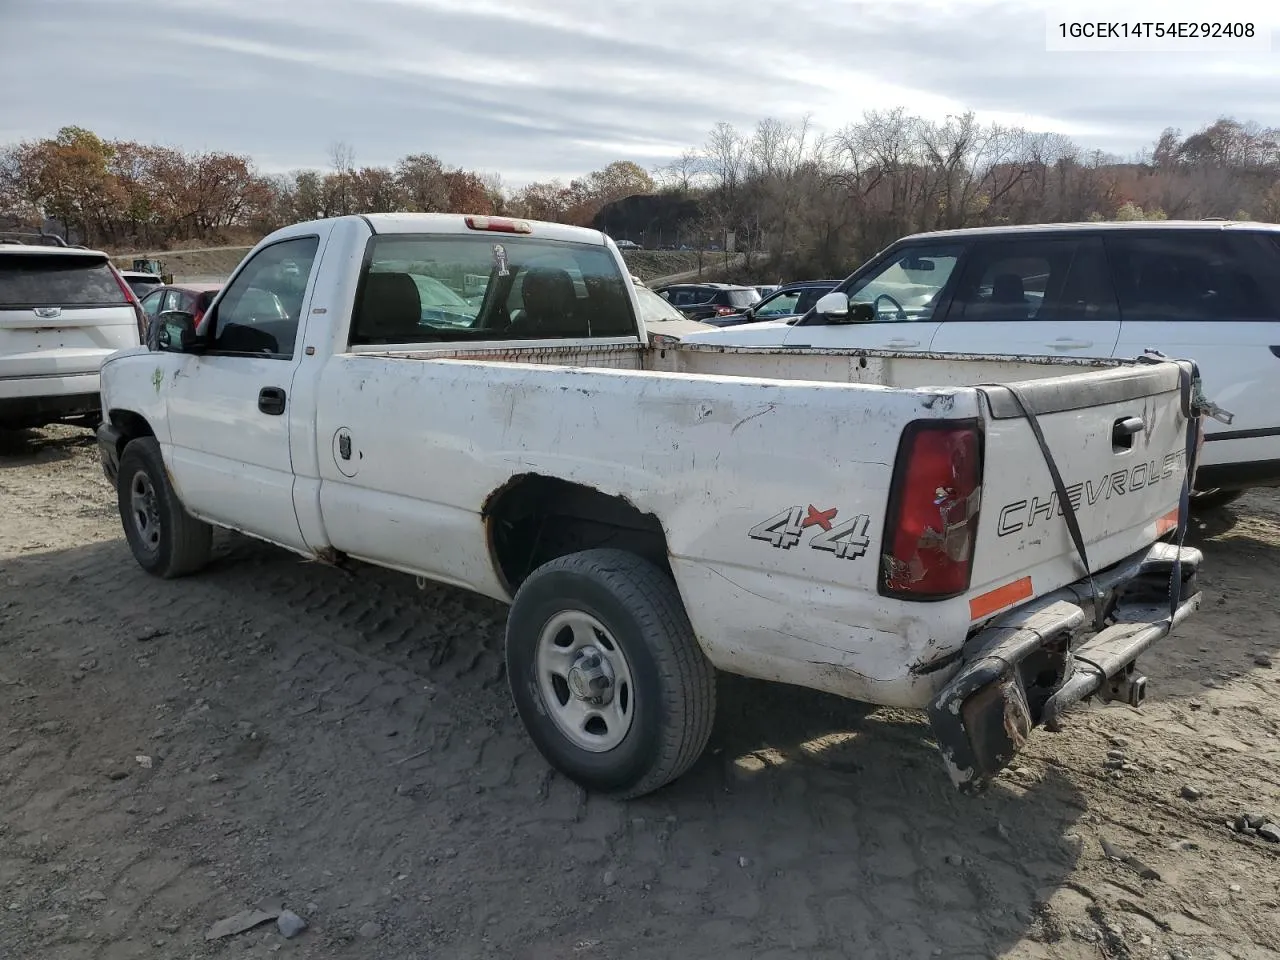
[
  {"left": 755, "top": 289, "right": 803, "bottom": 316},
  {"left": 125, "top": 275, "right": 163, "bottom": 296},
  {"left": 634, "top": 285, "right": 686, "bottom": 324}
]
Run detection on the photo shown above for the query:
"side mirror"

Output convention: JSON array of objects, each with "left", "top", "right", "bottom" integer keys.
[
  {"left": 153, "top": 310, "right": 204, "bottom": 353},
  {"left": 815, "top": 293, "right": 876, "bottom": 324},
  {"left": 814, "top": 291, "right": 849, "bottom": 318}
]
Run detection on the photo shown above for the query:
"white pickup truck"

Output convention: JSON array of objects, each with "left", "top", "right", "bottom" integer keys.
[{"left": 95, "top": 213, "right": 1209, "bottom": 799}]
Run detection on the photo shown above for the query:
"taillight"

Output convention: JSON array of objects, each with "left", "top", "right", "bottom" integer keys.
[
  {"left": 880, "top": 419, "right": 984, "bottom": 599},
  {"left": 715, "top": 306, "right": 735, "bottom": 315},
  {"left": 109, "top": 265, "right": 147, "bottom": 342},
  {"left": 464, "top": 215, "right": 532, "bottom": 234}
]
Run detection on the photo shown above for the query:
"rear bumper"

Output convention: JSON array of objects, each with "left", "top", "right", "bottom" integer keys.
[
  {"left": 927, "top": 540, "right": 1202, "bottom": 793},
  {"left": 0, "top": 375, "right": 102, "bottom": 428}
]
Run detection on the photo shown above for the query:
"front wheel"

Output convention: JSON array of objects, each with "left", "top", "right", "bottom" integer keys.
[
  {"left": 116, "top": 437, "right": 212, "bottom": 578},
  {"left": 505, "top": 548, "right": 716, "bottom": 799}
]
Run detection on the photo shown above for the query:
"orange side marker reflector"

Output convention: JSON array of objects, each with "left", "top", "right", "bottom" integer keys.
[
  {"left": 969, "top": 576, "right": 1033, "bottom": 621},
  {"left": 1156, "top": 509, "right": 1179, "bottom": 537}
]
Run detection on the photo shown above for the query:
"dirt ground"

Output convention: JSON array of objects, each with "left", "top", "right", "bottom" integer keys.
[{"left": 1, "top": 427, "right": 1278, "bottom": 960}]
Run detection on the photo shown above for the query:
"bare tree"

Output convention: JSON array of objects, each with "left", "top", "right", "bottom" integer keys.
[{"left": 328, "top": 140, "right": 356, "bottom": 216}]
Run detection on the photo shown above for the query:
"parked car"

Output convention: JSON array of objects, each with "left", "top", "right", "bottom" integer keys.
[
  {"left": 97, "top": 212, "right": 1206, "bottom": 799},
  {"left": 118, "top": 270, "right": 165, "bottom": 298},
  {"left": 137, "top": 282, "right": 222, "bottom": 342},
  {"left": 680, "top": 220, "right": 1277, "bottom": 509},
  {"left": 0, "top": 241, "right": 144, "bottom": 430},
  {"left": 653, "top": 282, "right": 761, "bottom": 322},
  {"left": 754, "top": 284, "right": 781, "bottom": 298},
  {"left": 612, "top": 238, "right": 640, "bottom": 250},
  {"left": 703, "top": 279, "right": 842, "bottom": 327}
]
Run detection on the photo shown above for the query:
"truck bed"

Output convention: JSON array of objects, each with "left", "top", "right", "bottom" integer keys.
[{"left": 334, "top": 338, "right": 1193, "bottom": 708}]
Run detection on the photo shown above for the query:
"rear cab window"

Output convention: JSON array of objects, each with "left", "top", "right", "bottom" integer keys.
[
  {"left": 0, "top": 253, "right": 126, "bottom": 308},
  {"left": 350, "top": 235, "right": 637, "bottom": 344},
  {"left": 725, "top": 289, "right": 761, "bottom": 308}
]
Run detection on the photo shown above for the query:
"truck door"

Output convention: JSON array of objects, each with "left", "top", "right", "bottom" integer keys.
[{"left": 164, "top": 228, "right": 331, "bottom": 551}]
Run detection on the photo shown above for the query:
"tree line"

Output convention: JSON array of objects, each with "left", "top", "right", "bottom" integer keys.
[{"left": 1, "top": 113, "right": 1277, "bottom": 277}]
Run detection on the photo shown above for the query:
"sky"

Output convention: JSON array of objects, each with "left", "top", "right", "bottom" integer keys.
[{"left": 1, "top": 0, "right": 1278, "bottom": 187}]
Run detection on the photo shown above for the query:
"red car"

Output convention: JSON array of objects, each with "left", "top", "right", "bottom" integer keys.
[{"left": 138, "top": 282, "right": 221, "bottom": 339}]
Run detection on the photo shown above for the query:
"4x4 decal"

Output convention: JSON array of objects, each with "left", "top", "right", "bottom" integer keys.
[{"left": 748, "top": 505, "right": 872, "bottom": 559}]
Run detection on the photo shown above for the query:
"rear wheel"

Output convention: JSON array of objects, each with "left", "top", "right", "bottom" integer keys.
[
  {"left": 505, "top": 548, "right": 716, "bottom": 799},
  {"left": 117, "top": 437, "right": 212, "bottom": 578}
]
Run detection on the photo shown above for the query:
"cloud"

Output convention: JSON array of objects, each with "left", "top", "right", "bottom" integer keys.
[{"left": 1, "top": 0, "right": 1276, "bottom": 184}]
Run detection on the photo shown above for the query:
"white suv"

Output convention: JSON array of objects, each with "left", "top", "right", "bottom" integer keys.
[
  {"left": 681, "top": 221, "right": 1280, "bottom": 509},
  {"left": 0, "top": 241, "right": 144, "bottom": 431}
]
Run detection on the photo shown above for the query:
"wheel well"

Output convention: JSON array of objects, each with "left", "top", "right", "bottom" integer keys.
[
  {"left": 108, "top": 409, "right": 155, "bottom": 455},
  {"left": 485, "top": 474, "right": 672, "bottom": 593}
]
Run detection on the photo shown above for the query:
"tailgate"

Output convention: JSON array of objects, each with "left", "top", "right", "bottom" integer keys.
[{"left": 968, "top": 361, "right": 1193, "bottom": 618}]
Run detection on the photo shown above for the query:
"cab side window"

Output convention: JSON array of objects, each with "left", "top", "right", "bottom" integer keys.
[{"left": 208, "top": 236, "right": 319, "bottom": 358}]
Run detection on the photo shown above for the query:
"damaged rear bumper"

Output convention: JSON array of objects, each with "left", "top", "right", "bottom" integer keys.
[{"left": 927, "top": 541, "right": 1202, "bottom": 793}]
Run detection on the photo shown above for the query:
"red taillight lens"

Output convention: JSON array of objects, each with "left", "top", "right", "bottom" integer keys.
[
  {"left": 881, "top": 420, "right": 984, "bottom": 599},
  {"left": 715, "top": 306, "right": 735, "bottom": 315},
  {"left": 109, "top": 265, "right": 147, "bottom": 341}
]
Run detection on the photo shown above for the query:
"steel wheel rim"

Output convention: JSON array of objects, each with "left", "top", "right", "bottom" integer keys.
[
  {"left": 534, "top": 610, "right": 635, "bottom": 753},
  {"left": 129, "top": 470, "right": 161, "bottom": 552}
]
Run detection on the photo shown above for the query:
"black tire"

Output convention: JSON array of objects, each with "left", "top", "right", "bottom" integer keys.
[
  {"left": 116, "top": 437, "right": 212, "bottom": 578},
  {"left": 1189, "top": 488, "right": 1247, "bottom": 514},
  {"left": 505, "top": 548, "right": 716, "bottom": 799}
]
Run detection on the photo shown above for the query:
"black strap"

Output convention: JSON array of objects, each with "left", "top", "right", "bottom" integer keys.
[
  {"left": 995, "top": 383, "right": 1106, "bottom": 633},
  {"left": 1166, "top": 361, "right": 1200, "bottom": 622}
]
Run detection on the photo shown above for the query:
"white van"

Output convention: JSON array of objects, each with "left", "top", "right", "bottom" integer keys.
[{"left": 0, "top": 242, "right": 144, "bottom": 430}]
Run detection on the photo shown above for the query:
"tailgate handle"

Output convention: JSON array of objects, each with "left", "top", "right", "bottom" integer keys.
[{"left": 1112, "top": 416, "right": 1144, "bottom": 450}]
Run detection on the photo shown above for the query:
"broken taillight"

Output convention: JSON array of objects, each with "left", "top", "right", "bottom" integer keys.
[{"left": 880, "top": 419, "right": 984, "bottom": 600}]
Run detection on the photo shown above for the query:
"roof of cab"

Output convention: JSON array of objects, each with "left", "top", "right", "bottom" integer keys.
[{"left": 899, "top": 219, "right": 1280, "bottom": 242}]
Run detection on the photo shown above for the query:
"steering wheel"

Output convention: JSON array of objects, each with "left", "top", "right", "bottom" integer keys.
[{"left": 874, "top": 293, "right": 907, "bottom": 320}]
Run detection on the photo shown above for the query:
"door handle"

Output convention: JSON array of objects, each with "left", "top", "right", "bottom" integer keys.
[
  {"left": 886, "top": 338, "right": 920, "bottom": 348},
  {"left": 258, "top": 386, "right": 286, "bottom": 416},
  {"left": 1047, "top": 338, "right": 1093, "bottom": 350}
]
